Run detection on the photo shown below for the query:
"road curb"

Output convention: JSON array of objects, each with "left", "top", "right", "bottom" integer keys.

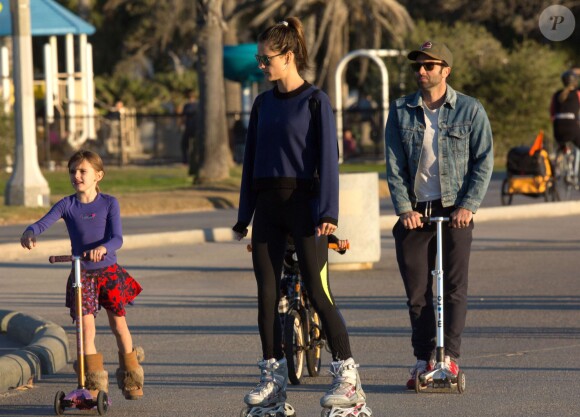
[
  {"left": 0, "top": 310, "right": 69, "bottom": 394},
  {"left": 3, "top": 202, "right": 580, "bottom": 261},
  {"left": 2, "top": 228, "right": 238, "bottom": 261}
]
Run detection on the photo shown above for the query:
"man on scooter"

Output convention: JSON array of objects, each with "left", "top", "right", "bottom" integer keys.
[{"left": 384, "top": 40, "right": 494, "bottom": 389}]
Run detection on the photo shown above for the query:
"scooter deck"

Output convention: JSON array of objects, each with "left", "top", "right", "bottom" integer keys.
[{"left": 417, "top": 364, "right": 465, "bottom": 394}]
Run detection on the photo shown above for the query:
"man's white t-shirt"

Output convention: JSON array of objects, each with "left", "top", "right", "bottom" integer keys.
[{"left": 414, "top": 104, "right": 442, "bottom": 202}]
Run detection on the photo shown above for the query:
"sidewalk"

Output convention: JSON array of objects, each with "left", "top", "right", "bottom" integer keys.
[{"left": 2, "top": 199, "right": 580, "bottom": 394}]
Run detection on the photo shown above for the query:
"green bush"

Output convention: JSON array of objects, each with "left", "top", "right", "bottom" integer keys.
[
  {"left": 476, "top": 40, "right": 566, "bottom": 156},
  {"left": 94, "top": 70, "right": 198, "bottom": 114}
]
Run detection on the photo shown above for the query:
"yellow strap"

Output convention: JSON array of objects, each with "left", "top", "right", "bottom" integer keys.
[{"left": 320, "top": 262, "right": 334, "bottom": 305}]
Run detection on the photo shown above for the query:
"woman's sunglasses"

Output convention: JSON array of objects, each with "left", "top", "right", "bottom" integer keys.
[
  {"left": 255, "top": 53, "right": 284, "bottom": 66},
  {"left": 410, "top": 62, "right": 446, "bottom": 72}
]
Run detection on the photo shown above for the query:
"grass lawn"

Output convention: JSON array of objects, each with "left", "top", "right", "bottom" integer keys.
[{"left": 0, "top": 162, "right": 387, "bottom": 225}]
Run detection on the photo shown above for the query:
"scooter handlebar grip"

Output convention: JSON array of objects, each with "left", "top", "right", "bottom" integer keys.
[
  {"left": 328, "top": 242, "right": 350, "bottom": 250},
  {"left": 49, "top": 255, "right": 73, "bottom": 263},
  {"left": 420, "top": 216, "right": 450, "bottom": 223}
]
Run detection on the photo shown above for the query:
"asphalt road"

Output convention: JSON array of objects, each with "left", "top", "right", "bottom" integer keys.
[{"left": 0, "top": 215, "right": 579, "bottom": 416}]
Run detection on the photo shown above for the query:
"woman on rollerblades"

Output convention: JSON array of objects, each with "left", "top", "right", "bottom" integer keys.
[{"left": 233, "top": 17, "right": 370, "bottom": 417}]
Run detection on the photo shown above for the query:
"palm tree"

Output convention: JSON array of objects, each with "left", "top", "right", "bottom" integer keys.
[{"left": 98, "top": 0, "right": 198, "bottom": 75}]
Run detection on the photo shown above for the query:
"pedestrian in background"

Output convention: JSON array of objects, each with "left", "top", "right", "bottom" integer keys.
[
  {"left": 180, "top": 90, "right": 199, "bottom": 166},
  {"left": 550, "top": 70, "right": 580, "bottom": 149}
]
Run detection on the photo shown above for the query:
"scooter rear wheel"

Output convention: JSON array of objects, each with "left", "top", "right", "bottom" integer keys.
[{"left": 456, "top": 370, "right": 466, "bottom": 394}]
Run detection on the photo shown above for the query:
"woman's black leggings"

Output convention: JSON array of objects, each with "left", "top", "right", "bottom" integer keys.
[{"left": 251, "top": 188, "right": 352, "bottom": 361}]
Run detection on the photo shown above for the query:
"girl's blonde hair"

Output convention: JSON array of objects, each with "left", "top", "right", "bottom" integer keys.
[
  {"left": 258, "top": 17, "right": 310, "bottom": 74},
  {"left": 67, "top": 150, "right": 105, "bottom": 193}
]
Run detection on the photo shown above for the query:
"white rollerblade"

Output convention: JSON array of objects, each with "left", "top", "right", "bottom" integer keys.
[
  {"left": 320, "top": 358, "right": 372, "bottom": 417},
  {"left": 241, "top": 358, "right": 296, "bottom": 417}
]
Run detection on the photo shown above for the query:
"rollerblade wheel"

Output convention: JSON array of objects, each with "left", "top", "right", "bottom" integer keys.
[
  {"left": 361, "top": 405, "right": 373, "bottom": 416},
  {"left": 54, "top": 391, "right": 66, "bottom": 415},
  {"left": 280, "top": 403, "right": 296, "bottom": 417},
  {"left": 97, "top": 391, "right": 109, "bottom": 415},
  {"left": 456, "top": 370, "right": 466, "bottom": 394}
]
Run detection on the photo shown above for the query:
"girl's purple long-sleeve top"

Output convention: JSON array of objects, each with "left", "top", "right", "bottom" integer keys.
[{"left": 24, "top": 193, "right": 123, "bottom": 270}]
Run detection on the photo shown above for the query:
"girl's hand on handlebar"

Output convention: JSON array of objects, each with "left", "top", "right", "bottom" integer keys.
[
  {"left": 400, "top": 211, "right": 423, "bottom": 230},
  {"left": 83, "top": 246, "right": 107, "bottom": 262},
  {"left": 20, "top": 230, "right": 36, "bottom": 250}
]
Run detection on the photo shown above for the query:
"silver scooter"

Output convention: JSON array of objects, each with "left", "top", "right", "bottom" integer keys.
[{"left": 415, "top": 217, "right": 466, "bottom": 394}]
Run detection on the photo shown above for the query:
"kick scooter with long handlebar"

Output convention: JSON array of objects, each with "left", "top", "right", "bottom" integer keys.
[
  {"left": 49, "top": 255, "right": 109, "bottom": 415},
  {"left": 415, "top": 217, "right": 466, "bottom": 394}
]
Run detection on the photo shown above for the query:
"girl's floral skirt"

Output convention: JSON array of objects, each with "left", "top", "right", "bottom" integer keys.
[{"left": 65, "top": 263, "right": 142, "bottom": 321}]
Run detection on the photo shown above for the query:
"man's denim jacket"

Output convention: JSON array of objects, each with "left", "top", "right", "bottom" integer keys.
[{"left": 385, "top": 85, "right": 494, "bottom": 215}]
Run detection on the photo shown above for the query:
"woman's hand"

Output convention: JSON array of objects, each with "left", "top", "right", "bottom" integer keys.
[
  {"left": 233, "top": 228, "right": 248, "bottom": 241},
  {"left": 20, "top": 230, "right": 36, "bottom": 250},
  {"left": 337, "top": 239, "right": 349, "bottom": 251},
  {"left": 316, "top": 222, "right": 337, "bottom": 236}
]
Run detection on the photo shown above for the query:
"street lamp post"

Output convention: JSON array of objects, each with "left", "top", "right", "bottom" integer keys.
[{"left": 4, "top": 0, "right": 50, "bottom": 207}]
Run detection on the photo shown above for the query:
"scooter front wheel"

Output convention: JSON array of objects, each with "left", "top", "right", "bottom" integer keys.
[
  {"left": 54, "top": 391, "right": 66, "bottom": 415},
  {"left": 97, "top": 390, "right": 109, "bottom": 415}
]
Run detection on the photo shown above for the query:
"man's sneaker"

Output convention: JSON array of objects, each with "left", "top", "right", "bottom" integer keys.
[
  {"left": 444, "top": 356, "right": 459, "bottom": 378},
  {"left": 320, "top": 358, "right": 366, "bottom": 408},
  {"left": 244, "top": 358, "right": 288, "bottom": 406},
  {"left": 406, "top": 359, "right": 434, "bottom": 390}
]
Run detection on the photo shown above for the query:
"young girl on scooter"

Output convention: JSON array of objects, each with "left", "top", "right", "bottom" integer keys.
[{"left": 20, "top": 150, "right": 144, "bottom": 400}]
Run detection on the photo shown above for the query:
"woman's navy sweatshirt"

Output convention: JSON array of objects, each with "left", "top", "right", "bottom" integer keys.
[{"left": 235, "top": 82, "right": 339, "bottom": 231}]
